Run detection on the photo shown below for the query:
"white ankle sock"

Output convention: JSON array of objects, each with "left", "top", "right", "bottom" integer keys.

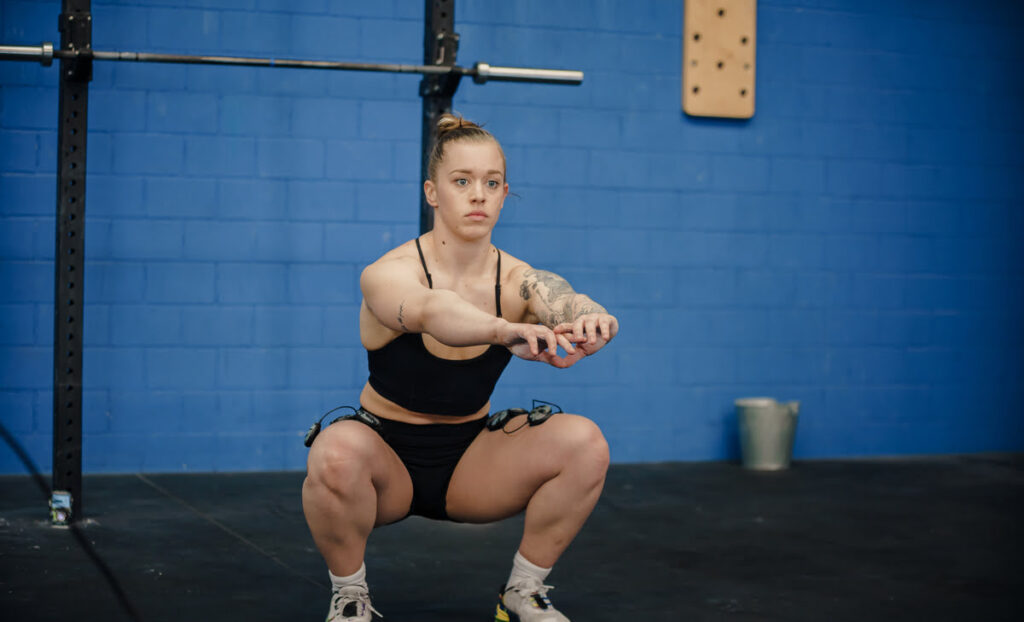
[
  {"left": 329, "top": 562, "right": 367, "bottom": 590},
  {"left": 506, "top": 550, "right": 552, "bottom": 590}
]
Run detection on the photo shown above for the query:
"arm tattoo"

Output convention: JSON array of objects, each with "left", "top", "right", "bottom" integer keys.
[
  {"left": 397, "top": 301, "right": 408, "bottom": 331},
  {"left": 521, "top": 269, "right": 606, "bottom": 326}
]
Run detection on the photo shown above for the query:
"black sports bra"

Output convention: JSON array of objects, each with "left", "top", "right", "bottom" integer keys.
[{"left": 365, "top": 238, "right": 513, "bottom": 416}]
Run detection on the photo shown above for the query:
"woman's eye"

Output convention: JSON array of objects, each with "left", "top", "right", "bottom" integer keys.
[
  {"left": 455, "top": 178, "right": 468, "bottom": 186},
  {"left": 487, "top": 180, "right": 499, "bottom": 188}
]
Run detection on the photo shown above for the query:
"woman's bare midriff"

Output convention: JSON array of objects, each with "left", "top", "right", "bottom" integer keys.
[{"left": 358, "top": 382, "right": 490, "bottom": 425}]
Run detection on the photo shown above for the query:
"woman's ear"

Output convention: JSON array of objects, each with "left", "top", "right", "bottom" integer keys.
[{"left": 423, "top": 179, "right": 438, "bottom": 207}]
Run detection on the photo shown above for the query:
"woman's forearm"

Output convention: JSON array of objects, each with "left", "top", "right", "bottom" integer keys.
[{"left": 419, "top": 289, "right": 507, "bottom": 347}]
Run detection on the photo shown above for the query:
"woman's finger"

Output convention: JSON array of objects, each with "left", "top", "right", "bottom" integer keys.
[
  {"left": 585, "top": 317, "right": 598, "bottom": 344},
  {"left": 556, "top": 332, "right": 576, "bottom": 354}
]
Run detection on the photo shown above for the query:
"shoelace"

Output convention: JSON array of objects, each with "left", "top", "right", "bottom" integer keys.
[
  {"left": 330, "top": 585, "right": 383, "bottom": 619},
  {"left": 506, "top": 577, "right": 556, "bottom": 609}
]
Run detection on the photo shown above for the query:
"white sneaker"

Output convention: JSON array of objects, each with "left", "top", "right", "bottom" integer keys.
[
  {"left": 495, "top": 576, "right": 570, "bottom": 622},
  {"left": 325, "top": 584, "right": 381, "bottom": 621}
]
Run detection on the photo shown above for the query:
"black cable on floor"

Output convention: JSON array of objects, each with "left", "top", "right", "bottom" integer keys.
[{"left": 0, "top": 421, "right": 145, "bottom": 622}]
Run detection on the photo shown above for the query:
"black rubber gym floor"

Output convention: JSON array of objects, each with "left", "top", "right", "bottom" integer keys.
[{"left": 1, "top": 454, "right": 1021, "bottom": 621}]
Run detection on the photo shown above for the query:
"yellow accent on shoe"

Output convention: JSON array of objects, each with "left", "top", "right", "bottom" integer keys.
[{"left": 494, "top": 602, "right": 511, "bottom": 622}]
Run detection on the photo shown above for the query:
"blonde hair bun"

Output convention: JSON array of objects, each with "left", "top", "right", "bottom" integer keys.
[{"left": 436, "top": 113, "right": 482, "bottom": 139}]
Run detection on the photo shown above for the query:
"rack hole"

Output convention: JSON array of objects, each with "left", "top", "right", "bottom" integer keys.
[
  {"left": 717, "top": 61, "right": 724, "bottom": 69},
  {"left": 692, "top": 85, "right": 700, "bottom": 94},
  {"left": 740, "top": 88, "right": 748, "bottom": 96},
  {"left": 741, "top": 36, "right": 749, "bottom": 45},
  {"left": 718, "top": 8, "right": 726, "bottom": 17},
  {"left": 693, "top": 32, "right": 701, "bottom": 41}
]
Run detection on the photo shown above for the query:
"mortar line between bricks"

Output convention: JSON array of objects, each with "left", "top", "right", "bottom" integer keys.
[{"left": 134, "top": 473, "right": 326, "bottom": 589}]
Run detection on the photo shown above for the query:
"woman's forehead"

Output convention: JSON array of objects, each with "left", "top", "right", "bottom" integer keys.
[{"left": 440, "top": 140, "right": 505, "bottom": 172}]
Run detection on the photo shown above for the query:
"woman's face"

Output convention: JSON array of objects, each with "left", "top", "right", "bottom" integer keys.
[{"left": 424, "top": 140, "right": 508, "bottom": 239}]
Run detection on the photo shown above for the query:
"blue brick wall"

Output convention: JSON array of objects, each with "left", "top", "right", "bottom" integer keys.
[{"left": 1, "top": 0, "right": 1022, "bottom": 474}]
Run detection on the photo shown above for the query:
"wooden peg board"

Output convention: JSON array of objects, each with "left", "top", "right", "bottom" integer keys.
[{"left": 682, "top": 0, "right": 757, "bottom": 119}]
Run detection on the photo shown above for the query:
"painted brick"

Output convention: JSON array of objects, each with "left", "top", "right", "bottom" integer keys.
[
  {"left": 289, "top": 347, "right": 357, "bottom": 389},
  {"left": 86, "top": 262, "right": 145, "bottom": 304},
  {"left": 0, "top": 130, "right": 39, "bottom": 172},
  {"left": 252, "top": 306, "right": 321, "bottom": 346},
  {"left": 109, "top": 392, "right": 184, "bottom": 434},
  {"left": 321, "top": 305, "right": 361, "bottom": 346},
  {"left": 291, "top": 14, "right": 360, "bottom": 59},
  {"left": 82, "top": 347, "right": 145, "bottom": 389},
  {"left": 148, "top": 8, "right": 220, "bottom": 51},
  {"left": 220, "top": 95, "right": 292, "bottom": 137},
  {"left": 358, "top": 100, "right": 420, "bottom": 142},
  {"left": 0, "top": 390, "right": 35, "bottom": 433},
  {"left": 146, "top": 348, "right": 217, "bottom": 389},
  {"left": 217, "top": 263, "right": 287, "bottom": 303},
  {"left": 0, "top": 174, "right": 53, "bottom": 216},
  {"left": 184, "top": 136, "right": 258, "bottom": 177},
  {"left": 113, "top": 134, "right": 185, "bottom": 175},
  {"left": 147, "top": 263, "right": 216, "bottom": 303},
  {"left": 355, "top": 182, "right": 419, "bottom": 223},
  {"left": 87, "top": 89, "right": 146, "bottom": 134},
  {"left": 257, "top": 138, "right": 324, "bottom": 179},
  {"left": 0, "top": 87, "right": 56, "bottom": 130},
  {"left": 390, "top": 142, "right": 419, "bottom": 183},
  {"left": 0, "top": 305, "right": 34, "bottom": 345},
  {"left": 219, "top": 347, "right": 289, "bottom": 389},
  {"left": 1, "top": 261, "right": 52, "bottom": 303},
  {"left": 109, "top": 220, "right": 184, "bottom": 260},
  {"left": 321, "top": 222, "right": 395, "bottom": 263},
  {"left": 288, "top": 180, "right": 357, "bottom": 221},
  {"left": 253, "top": 221, "right": 323, "bottom": 262},
  {"left": 287, "top": 264, "right": 357, "bottom": 304},
  {"left": 182, "top": 305, "right": 253, "bottom": 346},
  {"left": 87, "top": 175, "right": 145, "bottom": 217},
  {"left": 291, "top": 98, "right": 361, "bottom": 139},
  {"left": 110, "top": 305, "right": 181, "bottom": 345},
  {"left": 325, "top": 140, "right": 392, "bottom": 181},
  {"left": 217, "top": 179, "right": 289, "bottom": 219}
]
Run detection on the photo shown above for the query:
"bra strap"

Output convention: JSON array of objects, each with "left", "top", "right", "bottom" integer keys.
[
  {"left": 495, "top": 248, "right": 503, "bottom": 318},
  {"left": 414, "top": 237, "right": 433, "bottom": 289}
]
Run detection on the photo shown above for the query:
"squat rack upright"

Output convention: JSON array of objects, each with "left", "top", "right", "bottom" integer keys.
[{"left": 0, "top": 0, "right": 583, "bottom": 525}]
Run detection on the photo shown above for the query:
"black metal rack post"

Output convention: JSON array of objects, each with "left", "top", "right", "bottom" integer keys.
[
  {"left": 418, "top": 0, "right": 460, "bottom": 234},
  {"left": 51, "top": 0, "right": 92, "bottom": 525}
]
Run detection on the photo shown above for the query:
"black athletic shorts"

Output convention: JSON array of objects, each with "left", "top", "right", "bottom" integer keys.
[{"left": 373, "top": 413, "right": 488, "bottom": 521}]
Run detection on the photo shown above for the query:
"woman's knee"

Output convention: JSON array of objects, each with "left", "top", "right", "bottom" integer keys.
[
  {"left": 306, "top": 422, "right": 379, "bottom": 492},
  {"left": 551, "top": 415, "right": 610, "bottom": 475}
]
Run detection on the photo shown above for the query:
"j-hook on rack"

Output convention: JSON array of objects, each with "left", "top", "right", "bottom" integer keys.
[{"left": 0, "top": 0, "right": 583, "bottom": 525}]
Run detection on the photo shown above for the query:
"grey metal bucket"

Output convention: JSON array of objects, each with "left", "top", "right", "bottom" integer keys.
[{"left": 735, "top": 397, "right": 799, "bottom": 471}]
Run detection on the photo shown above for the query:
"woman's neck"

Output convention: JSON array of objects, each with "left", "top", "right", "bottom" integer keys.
[{"left": 424, "top": 229, "right": 495, "bottom": 281}]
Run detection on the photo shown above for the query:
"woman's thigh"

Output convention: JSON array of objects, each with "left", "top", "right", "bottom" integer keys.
[
  {"left": 307, "top": 420, "right": 414, "bottom": 527},
  {"left": 444, "top": 413, "right": 609, "bottom": 523}
]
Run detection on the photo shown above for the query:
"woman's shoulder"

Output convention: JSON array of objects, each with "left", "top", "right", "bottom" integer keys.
[{"left": 360, "top": 239, "right": 427, "bottom": 286}]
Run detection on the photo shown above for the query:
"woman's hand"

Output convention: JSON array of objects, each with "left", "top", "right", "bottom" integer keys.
[
  {"left": 499, "top": 322, "right": 584, "bottom": 369},
  {"left": 553, "top": 313, "right": 618, "bottom": 356}
]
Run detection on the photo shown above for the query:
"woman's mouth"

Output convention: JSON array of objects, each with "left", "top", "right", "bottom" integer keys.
[{"left": 467, "top": 211, "right": 488, "bottom": 220}]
